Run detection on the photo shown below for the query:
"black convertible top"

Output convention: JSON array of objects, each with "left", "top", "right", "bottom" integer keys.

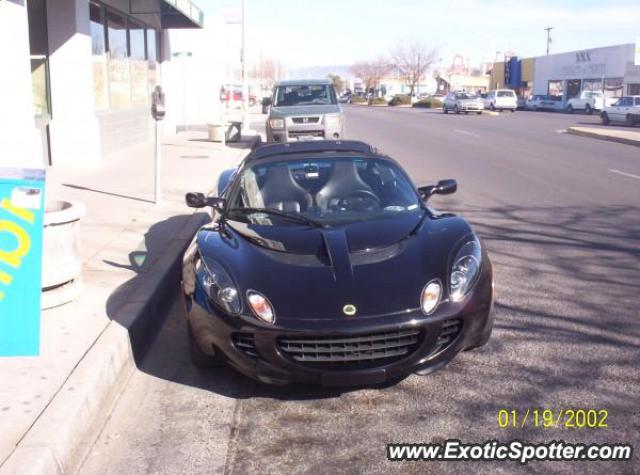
[{"left": 247, "top": 140, "right": 378, "bottom": 162}]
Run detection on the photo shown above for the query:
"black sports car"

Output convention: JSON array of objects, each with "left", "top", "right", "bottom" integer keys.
[{"left": 182, "top": 140, "right": 494, "bottom": 386}]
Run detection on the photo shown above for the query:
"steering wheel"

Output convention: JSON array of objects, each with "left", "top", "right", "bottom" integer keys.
[{"left": 336, "top": 190, "right": 381, "bottom": 212}]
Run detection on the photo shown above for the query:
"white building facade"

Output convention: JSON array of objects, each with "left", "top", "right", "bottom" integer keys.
[{"left": 533, "top": 43, "right": 640, "bottom": 101}]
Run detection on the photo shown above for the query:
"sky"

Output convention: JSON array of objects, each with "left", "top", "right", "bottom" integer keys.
[{"left": 183, "top": 0, "right": 640, "bottom": 70}]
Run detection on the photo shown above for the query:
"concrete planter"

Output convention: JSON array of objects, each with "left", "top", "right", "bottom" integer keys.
[{"left": 41, "top": 200, "right": 85, "bottom": 309}]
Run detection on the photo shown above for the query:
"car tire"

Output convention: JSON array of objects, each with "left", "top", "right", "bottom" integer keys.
[
  {"left": 464, "top": 111, "right": 468, "bottom": 115},
  {"left": 585, "top": 104, "right": 592, "bottom": 115},
  {"left": 601, "top": 112, "right": 610, "bottom": 125},
  {"left": 626, "top": 114, "right": 635, "bottom": 126},
  {"left": 443, "top": 107, "right": 448, "bottom": 114},
  {"left": 499, "top": 109, "right": 503, "bottom": 112},
  {"left": 476, "top": 111, "right": 482, "bottom": 115},
  {"left": 567, "top": 104, "right": 573, "bottom": 114},
  {"left": 510, "top": 109, "right": 515, "bottom": 113},
  {"left": 490, "top": 103, "right": 495, "bottom": 111},
  {"left": 454, "top": 105, "right": 460, "bottom": 114},
  {"left": 188, "top": 323, "right": 225, "bottom": 368}
]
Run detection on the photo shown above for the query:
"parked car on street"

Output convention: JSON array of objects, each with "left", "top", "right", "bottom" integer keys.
[
  {"left": 265, "top": 79, "right": 345, "bottom": 143},
  {"left": 483, "top": 89, "right": 517, "bottom": 112},
  {"left": 182, "top": 140, "right": 494, "bottom": 386},
  {"left": 600, "top": 96, "right": 640, "bottom": 126},
  {"left": 220, "top": 85, "right": 257, "bottom": 106},
  {"left": 525, "top": 94, "right": 565, "bottom": 112},
  {"left": 442, "top": 92, "right": 484, "bottom": 114},
  {"left": 566, "top": 91, "right": 611, "bottom": 114}
]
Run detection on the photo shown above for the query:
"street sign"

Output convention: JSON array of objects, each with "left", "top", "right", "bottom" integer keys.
[{"left": 0, "top": 168, "right": 45, "bottom": 356}]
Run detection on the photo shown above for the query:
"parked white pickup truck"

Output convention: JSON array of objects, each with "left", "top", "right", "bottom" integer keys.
[{"left": 566, "top": 91, "right": 614, "bottom": 114}]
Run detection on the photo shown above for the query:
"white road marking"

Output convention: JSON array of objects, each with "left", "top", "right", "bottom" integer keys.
[
  {"left": 454, "top": 129, "right": 480, "bottom": 138},
  {"left": 609, "top": 169, "right": 640, "bottom": 180},
  {"left": 556, "top": 129, "right": 567, "bottom": 134}
]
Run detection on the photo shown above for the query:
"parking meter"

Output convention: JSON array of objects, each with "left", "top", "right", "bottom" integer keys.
[{"left": 151, "top": 86, "right": 166, "bottom": 121}]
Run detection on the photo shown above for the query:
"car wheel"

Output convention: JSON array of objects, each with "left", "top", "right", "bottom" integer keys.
[
  {"left": 510, "top": 109, "right": 515, "bottom": 113},
  {"left": 443, "top": 106, "right": 448, "bottom": 114},
  {"left": 476, "top": 111, "right": 482, "bottom": 115},
  {"left": 464, "top": 111, "right": 468, "bottom": 115},
  {"left": 626, "top": 114, "right": 635, "bottom": 126},
  {"left": 585, "top": 104, "right": 592, "bottom": 115},
  {"left": 490, "top": 103, "right": 495, "bottom": 111},
  {"left": 499, "top": 109, "right": 503, "bottom": 112},
  {"left": 454, "top": 105, "right": 460, "bottom": 114},
  {"left": 567, "top": 104, "right": 573, "bottom": 114},
  {"left": 601, "top": 112, "right": 610, "bottom": 125},
  {"left": 188, "top": 323, "right": 225, "bottom": 368}
]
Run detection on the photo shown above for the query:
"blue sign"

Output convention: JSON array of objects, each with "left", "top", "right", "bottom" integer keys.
[{"left": 0, "top": 168, "right": 45, "bottom": 356}]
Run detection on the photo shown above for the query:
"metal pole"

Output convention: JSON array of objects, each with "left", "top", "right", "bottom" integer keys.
[
  {"left": 241, "top": 0, "right": 251, "bottom": 134},
  {"left": 154, "top": 119, "right": 161, "bottom": 204},
  {"left": 545, "top": 27, "right": 553, "bottom": 56}
]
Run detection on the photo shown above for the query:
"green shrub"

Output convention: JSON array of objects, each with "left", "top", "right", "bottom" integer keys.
[
  {"left": 350, "top": 95, "right": 367, "bottom": 104},
  {"left": 369, "top": 97, "right": 387, "bottom": 106},
  {"left": 388, "top": 94, "right": 412, "bottom": 106},
  {"left": 413, "top": 98, "right": 443, "bottom": 108}
]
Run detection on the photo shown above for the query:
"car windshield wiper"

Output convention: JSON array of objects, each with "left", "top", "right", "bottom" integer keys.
[{"left": 226, "top": 207, "right": 325, "bottom": 228}]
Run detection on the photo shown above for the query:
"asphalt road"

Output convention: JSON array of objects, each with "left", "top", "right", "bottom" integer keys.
[{"left": 81, "top": 108, "right": 640, "bottom": 475}]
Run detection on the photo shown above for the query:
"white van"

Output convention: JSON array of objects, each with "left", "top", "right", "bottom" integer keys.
[{"left": 483, "top": 89, "right": 517, "bottom": 112}]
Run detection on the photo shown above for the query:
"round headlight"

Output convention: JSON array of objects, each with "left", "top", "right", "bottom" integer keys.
[
  {"left": 421, "top": 280, "right": 442, "bottom": 315},
  {"left": 196, "top": 257, "right": 241, "bottom": 314},
  {"left": 449, "top": 238, "right": 482, "bottom": 302},
  {"left": 247, "top": 290, "right": 275, "bottom": 324}
]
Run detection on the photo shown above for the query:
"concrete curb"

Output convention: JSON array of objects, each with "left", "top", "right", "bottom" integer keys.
[
  {"left": 0, "top": 136, "right": 259, "bottom": 475},
  {"left": 566, "top": 126, "right": 640, "bottom": 147}
]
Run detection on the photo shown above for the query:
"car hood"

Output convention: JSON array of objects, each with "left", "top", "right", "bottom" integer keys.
[
  {"left": 269, "top": 105, "right": 341, "bottom": 117},
  {"left": 196, "top": 213, "right": 474, "bottom": 321}
]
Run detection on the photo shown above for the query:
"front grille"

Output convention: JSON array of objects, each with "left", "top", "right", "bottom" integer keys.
[
  {"left": 291, "top": 116, "right": 320, "bottom": 124},
  {"left": 278, "top": 329, "right": 422, "bottom": 369},
  {"left": 232, "top": 333, "right": 259, "bottom": 358},
  {"left": 433, "top": 318, "right": 462, "bottom": 353},
  {"left": 288, "top": 130, "right": 324, "bottom": 139}
]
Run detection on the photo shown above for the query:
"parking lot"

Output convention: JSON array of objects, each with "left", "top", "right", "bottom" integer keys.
[{"left": 80, "top": 106, "right": 640, "bottom": 475}]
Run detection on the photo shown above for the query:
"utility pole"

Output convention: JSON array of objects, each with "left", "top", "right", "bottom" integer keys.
[
  {"left": 240, "top": 0, "right": 252, "bottom": 134},
  {"left": 544, "top": 27, "right": 553, "bottom": 56}
]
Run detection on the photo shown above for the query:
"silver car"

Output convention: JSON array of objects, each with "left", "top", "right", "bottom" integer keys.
[
  {"left": 443, "top": 92, "right": 484, "bottom": 114},
  {"left": 265, "top": 79, "right": 345, "bottom": 143}
]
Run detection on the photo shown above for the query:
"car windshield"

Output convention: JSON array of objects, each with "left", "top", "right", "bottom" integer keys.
[
  {"left": 273, "top": 84, "right": 337, "bottom": 106},
  {"left": 456, "top": 93, "right": 474, "bottom": 99},
  {"left": 226, "top": 157, "right": 422, "bottom": 227},
  {"left": 497, "top": 91, "right": 515, "bottom": 97}
]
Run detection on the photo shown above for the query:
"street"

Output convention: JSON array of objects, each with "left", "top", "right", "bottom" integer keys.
[{"left": 80, "top": 108, "right": 640, "bottom": 475}]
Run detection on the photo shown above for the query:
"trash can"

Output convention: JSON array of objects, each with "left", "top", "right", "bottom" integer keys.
[{"left": 0, "top": 168, "right": 45, "bottom": 356}]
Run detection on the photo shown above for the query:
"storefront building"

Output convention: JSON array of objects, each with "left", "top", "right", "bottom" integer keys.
[
  {"left": 488, "top": 57, "right": 534, "bottom": 97},
  {"left": 533, "top": 43, "right": 638, "bottom": 103},
  {"left": 0, "top": 0, "right": 202, "bottom": 169}
]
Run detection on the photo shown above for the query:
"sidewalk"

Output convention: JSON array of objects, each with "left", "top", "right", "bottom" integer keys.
[
  {"left": 567, "top": 125, "right": 640, "bottom": 147},
  {"left": 0, "top": 123, "right": 258, "bottom": 475}
]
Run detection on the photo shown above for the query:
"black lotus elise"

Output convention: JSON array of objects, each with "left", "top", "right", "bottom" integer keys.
[{"left": 181, "top": 140, "right": 494, "bottom": 386}]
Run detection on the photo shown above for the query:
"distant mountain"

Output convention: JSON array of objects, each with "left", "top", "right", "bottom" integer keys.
[{"left": 286, "top": 65, "right": 354, "bottom": 80}]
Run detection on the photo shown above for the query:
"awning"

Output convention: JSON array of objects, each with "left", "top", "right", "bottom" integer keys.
[{"left": 160, "top": 0, "right": 204, "bottom": 28}]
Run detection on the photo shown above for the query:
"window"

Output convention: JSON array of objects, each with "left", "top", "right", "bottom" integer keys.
[
  {"left": 635, "top": 98, "right": 640, "bottom": 106},
  {"left": 90, "top": 3, "right": 108, "bottom": 110},
  {"left": 604, "top": 78, "right": 623, "bottom": 100},
  {"left": 129, "top": 20, "right": 147, "bottom": 107},
  {"left": 146, "top": 29, "right": 159, "bottom": 92},
  {"left": 628, "top": 83, "right": 640, "bottom": 95},
  {"left": 106, "top": 11, "right": 130, "bottom": 108},
  {"left": 548, "top": 80, "right": 563, "bottom": 97},
  {"left": 583, "top": 79, "right": 602, "bottom": 92}
]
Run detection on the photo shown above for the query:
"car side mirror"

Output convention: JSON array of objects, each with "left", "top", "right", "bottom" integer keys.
[
  {"left": 418, "top": 179, "right": 457, "bottom": 200},
  {"left": 185, "top": 192, "right": 226, "bottom": 211}
]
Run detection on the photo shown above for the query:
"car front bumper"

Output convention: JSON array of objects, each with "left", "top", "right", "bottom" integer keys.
[
  {"left": 183, "top": 270, "right": 493, "bottom": 387},
  {"left": 266, "top": 124, "right": 343, "bottom": 143}
]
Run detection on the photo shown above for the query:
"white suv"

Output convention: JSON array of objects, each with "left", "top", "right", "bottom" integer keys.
[
  {"left": 483, "top": 89, "right": 517, "bottom": 112},
  {"left": 600, "top": 96, "right": 640, "bottom": 126}
]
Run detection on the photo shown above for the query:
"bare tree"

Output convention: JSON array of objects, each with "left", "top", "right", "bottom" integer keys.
[
  {"left": 327, "top": 74, "right": 345, "bottom": 94},
  {"left": 250, "top": 57, "right": 285, "bottom": 89},
  {"left": 350, "top": 57, "right": 392, "bottom": 93},
  {"left": 392, "top": 42, "right": 438, "bottom": 96}
]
